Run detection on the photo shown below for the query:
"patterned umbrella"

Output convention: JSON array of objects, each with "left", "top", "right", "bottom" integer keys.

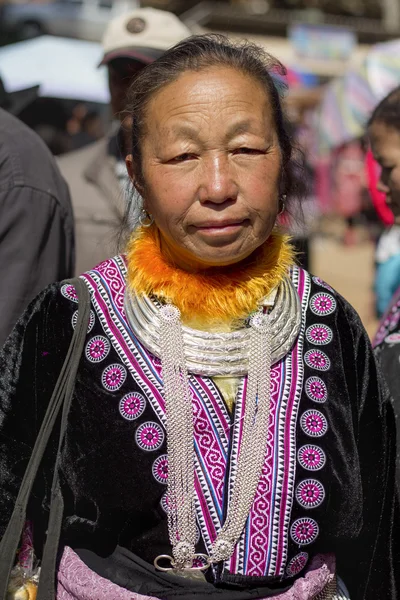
[{"left": 316, "top": 39, "right": 400, "bottom": 153}]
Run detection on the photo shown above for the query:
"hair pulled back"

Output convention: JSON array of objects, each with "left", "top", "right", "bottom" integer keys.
[
  {"left": 123, "top": 33, "right": 304, "bottom": 231},
  {"left": 369, "top": 86, "right": 400, "bottom": 130}
]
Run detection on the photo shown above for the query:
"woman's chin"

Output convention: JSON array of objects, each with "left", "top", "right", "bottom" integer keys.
[{"left": 188, "top": 246, "right": 257, "bottom": 269}]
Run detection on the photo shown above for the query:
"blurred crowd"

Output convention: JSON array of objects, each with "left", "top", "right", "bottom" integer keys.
[{"left": 2, "top": 3, "right": 400, "bottom": 339}]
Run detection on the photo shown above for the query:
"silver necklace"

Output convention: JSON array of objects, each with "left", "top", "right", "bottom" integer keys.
[
  {"left": 124, "top": 276, "right": 301, "bottom": 376},
  {"left": 124, "top": 278, "right": 301, "bottom": 577}
]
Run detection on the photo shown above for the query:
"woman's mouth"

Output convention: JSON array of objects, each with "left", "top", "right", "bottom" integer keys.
[{"left": 194, "top": 220, "right": 247, "bottom": 235}]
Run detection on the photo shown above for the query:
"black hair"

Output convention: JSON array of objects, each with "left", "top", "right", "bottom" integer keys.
[
  {"left": 120, "top": 33, "right": 306, "bottom": 242},
  {"left": 368, "top": 86, "right": 400, "bottom": 130}
]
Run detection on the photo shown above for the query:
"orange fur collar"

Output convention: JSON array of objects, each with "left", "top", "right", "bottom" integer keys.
[{"left": 126, "top": 226, "right": 295, "bottom": 325}]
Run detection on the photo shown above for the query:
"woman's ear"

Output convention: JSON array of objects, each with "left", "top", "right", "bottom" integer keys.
[
  {"left": 126, "top": 154, "right": 145, "bottom": 197},
  {"left": 125, "top": 154, "right": 135, "bottom": 182}
]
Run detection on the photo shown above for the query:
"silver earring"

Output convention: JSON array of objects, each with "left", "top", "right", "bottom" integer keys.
[
  {"left": 139, "top": 209, "right": 154, "bottom": 227},
  {"left": 278, "top": 194, "right": 287, "bottom": 215}
]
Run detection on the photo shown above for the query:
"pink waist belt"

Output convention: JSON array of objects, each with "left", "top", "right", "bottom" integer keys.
[{"left": 57, "top": 546, "right": 337, "bottom": 600}]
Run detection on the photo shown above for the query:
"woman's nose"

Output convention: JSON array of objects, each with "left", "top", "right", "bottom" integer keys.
[{"left": 198, "top": 155, "right": 238, "bottom": 204}]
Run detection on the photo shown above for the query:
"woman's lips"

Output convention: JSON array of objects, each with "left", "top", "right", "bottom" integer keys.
[{"left": 194, "top": 220, "right": 246, "bottom": 234}]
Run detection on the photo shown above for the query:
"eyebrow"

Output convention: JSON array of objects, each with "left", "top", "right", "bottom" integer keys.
[
  {"left": 169, "top": 119, "right": 262, "bottom": 143},
  {"left": 225, "top": 120, "right": 256, "bottom": 139}
]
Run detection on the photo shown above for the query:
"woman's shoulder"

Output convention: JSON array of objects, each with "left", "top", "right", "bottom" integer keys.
[
  {"left": 14, "top": 281, "right": 71, "bottom": 331},
  {"left": 296, "top": 268, "right": 368, "bottom": 341}
]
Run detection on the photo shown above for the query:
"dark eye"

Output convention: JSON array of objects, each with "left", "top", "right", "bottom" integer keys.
[
  {"left": 234, "top": 147, "right": 265, "bottom": 155},
  {"left": 169, "top": 153, "right": 196, "bottom": 163}
]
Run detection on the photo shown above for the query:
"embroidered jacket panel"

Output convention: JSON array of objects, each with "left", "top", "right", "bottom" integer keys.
[{"left": 0, "top": 258, "right": 398, "bottom": 599}]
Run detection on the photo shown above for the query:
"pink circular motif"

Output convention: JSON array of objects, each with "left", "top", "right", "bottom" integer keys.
[
  {"left": 71, "top": 309, "right": 95, "bottom": 333},
  {"left": 152, "top": 454, "right": 168, "bottom": 484},
  {"left": 101, "top": 363, "right": 127, "bottom": 392},
  {"left": 305, "top": 377, "right": 327, "bottom": 403},
  {"left": 305, "top": 324, "right": 333, "bottom": 346},
  {"left": 286, "top": 552, "right": 309, "bottom": 576},
  {"left": 85, "top": 336, "right": 110, "bottom": 363},
  {"left": 290, "top": 517, "right": 319, "bottom": 545},
  {"left": 61, "top": 283, "right": 78, "bottom": 303},
  {"left": 298, "top": 445, "right": 326, "bottom": 471},
  {"left": 385, "top": 333, "right": 400, "bottom": 344},
  {"left": 295, "top": 479, "right": 325, "bottom": 509},
  {"left": 160, "top": 492, "right": 170, "bottom": 514},
  {"left": 136, "top": 421, "right": 164, "bottom": 452},
  {"left": 304, "top": 350, "right": 330, "bottom": 372},
  {"left": 312, "top": 276, "right": 335, "bottom": 294},
  {"left": 119, "top": 392, "right": 146, "bottom": 421},
  {"left": 310, "top": 293, "right": 337, "bottom": 317},
  {"left": 300, "top": 410, "right": 328, "bottom": 438}
]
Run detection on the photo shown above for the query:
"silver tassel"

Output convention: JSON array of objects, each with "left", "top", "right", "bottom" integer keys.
[
  {"left": 212, "top": 311, "right": 271, "bottom": 562},
  {"left": 159, "top": 305, "right": 272, "bottom": 568},
  {"left": 159, "top": 305, "right": 197, "bottom": 569}
]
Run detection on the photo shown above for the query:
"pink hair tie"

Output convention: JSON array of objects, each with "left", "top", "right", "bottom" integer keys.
[{"left": 366, "top": 148, "right": 394, "bottom": 225}]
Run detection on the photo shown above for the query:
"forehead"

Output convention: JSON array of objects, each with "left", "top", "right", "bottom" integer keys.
[{"left": 145, "top": 66, "right": 275, "bottom": 133}]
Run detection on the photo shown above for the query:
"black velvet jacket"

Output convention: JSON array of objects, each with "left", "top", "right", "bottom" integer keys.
[
  {"left": 0, "top": 259, "right": 399, "bottom": 599},
  {"left": 374, "top": 287, "right": 400, "bottom": 487}
]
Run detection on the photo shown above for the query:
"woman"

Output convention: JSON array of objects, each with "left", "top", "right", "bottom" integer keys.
[
  {"left": 369, "top": 86, "right": 400, "bottom": 483},
  {"left": 1, "top": 35, "right": 398, "bottom": 600}
]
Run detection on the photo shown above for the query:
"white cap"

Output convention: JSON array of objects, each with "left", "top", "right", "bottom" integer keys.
[{"left": 100, "top": 7, "right": 191, "bottom": 66}]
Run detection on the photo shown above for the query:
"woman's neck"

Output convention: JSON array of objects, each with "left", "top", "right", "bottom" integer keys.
[
  {"left": 126, "top": 225, "right": 296, "bottom": 326},
  {"left": 158, "top": 232, "right": 262, "bottom": 275}
]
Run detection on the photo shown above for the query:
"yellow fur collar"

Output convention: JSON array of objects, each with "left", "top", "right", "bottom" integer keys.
[{"left": 126, "top": 226, "right": 295, "bottom": 326}]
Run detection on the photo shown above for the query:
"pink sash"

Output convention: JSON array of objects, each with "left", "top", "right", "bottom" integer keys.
[{"left": 57, "top": 547, "right": 336, "bottom": 600}]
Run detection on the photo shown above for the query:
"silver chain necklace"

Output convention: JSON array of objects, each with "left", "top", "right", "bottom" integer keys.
[
  {"left": 124, "top": 278, "right": 301, "bottom": 578},
  {"left": 124, "top": 276, "right": 301, "bottom": 377}
]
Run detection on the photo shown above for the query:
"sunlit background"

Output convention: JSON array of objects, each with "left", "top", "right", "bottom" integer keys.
[{"left": 1, "top": 0, "right": 400, "bottom": 337}]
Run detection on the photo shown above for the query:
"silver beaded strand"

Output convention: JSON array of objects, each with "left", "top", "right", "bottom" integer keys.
[
  {"left": 211, "top": 310, "right": 271, "bottom": 562},
  {"left": 158, "top": 304, "right": 272, "bottom": 572},
  {"left": 159, "top": 305, "right": 197, "bottom": 570}
]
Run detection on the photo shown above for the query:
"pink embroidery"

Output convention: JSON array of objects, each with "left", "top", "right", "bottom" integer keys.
[
  {"left": 152, "top": 454, "right": 168, "bottom": 484},
  {"left": 119, "top": 393, "right": 146, "bottom": 421},
  {"left": 290, "top": 517, "right": 319, "bottom": 545},
  {"left": 80, "top": 260, "right": 315, "bottom": 580},
  {"left": 61, "top": 284, "right": 78, "bottom": 303},
  {"left": 295, "top": 479, "right": 325, "bottom": 509},
  {"left": 57, "top": 547, "right": 157, "bottom": 600},
  {"left": 57, "top": 547, "right": 336, "bottom": 600},
  {"left": 310, "top": 293, "right": 337, "bottom": 317},
  {"left": 298, "top": 445, "right": 326, "bottom": 471},
  {"left": 300, "top": 410, "right": 328, "bottom": 438}
]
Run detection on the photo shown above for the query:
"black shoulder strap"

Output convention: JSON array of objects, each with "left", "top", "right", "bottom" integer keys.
[{"left": 0, "top": 277, "right": 91, "bottom": 600}]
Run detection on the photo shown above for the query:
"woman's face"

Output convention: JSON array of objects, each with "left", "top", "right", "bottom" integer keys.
[
  {"left": 129, "top": 66, "right": 282, "bottom": 268},
  {"left": 369, "top": 120, "right": 400, "bottom": 224}
]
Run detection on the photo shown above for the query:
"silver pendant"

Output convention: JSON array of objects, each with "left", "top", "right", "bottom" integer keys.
[{"left": 154, "top": 554, "right": 210, "bottom": 582}]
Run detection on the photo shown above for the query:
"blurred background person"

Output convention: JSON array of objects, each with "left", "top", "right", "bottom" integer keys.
[
  {"left": 374, "top": 222, "right": 400, "bottom": 318},
  {"left": 70, "top": 110, "right": 105, "bottom": 150},
  {"left": 0, "top": 80, "right": 74, "bottom": 346},
  {"left": 366, "top": 91, "right": 400, "bottom": 318},
  {"left": 369, "top": 86, "right": 400, "bottom": 484},
  {"left": 58, "top": 7, "right": 191, "bottom": 276}
]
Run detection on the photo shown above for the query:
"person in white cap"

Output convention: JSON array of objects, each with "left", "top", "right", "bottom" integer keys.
[{"left": 58, "top": 8, "right": 191, "bottom": 275}]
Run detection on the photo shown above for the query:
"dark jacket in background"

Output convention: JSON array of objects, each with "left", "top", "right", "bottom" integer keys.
[
  {"left": 57, "top": 126, "right": 127, "bottom": 276},
  {"left": 0, "top": 108, "right": 75, "bottom": 346}
]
